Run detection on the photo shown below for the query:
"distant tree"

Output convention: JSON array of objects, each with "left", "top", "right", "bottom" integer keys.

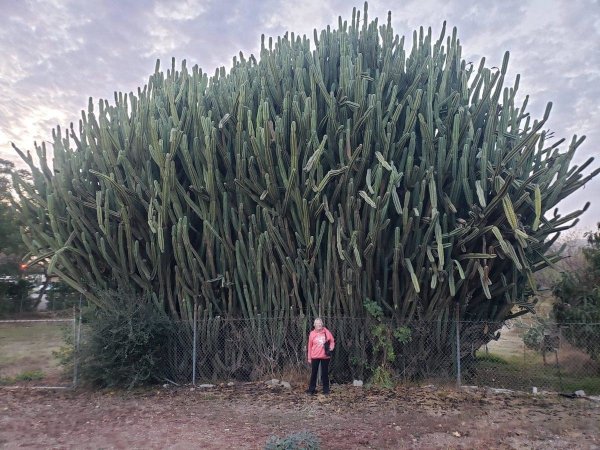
[
  {"left": 553, "top": 223, "right": 600, "bottom": 360},
  {"left": 0, "top": 279, "right": 33, "bottom": 316},
  {"left": 0, "top": 159, "right": 33, "bottom": 316},
  {"left": 521, "top": 315, "right": 558, "bottom": 365},
  {"left": 45, "top": 280, "right": 81, "bottom": 311},
  {"left": 0, "top": 159, "right": 26, "bottom": 260}
]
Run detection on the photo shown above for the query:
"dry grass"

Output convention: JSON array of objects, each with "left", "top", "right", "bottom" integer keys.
[
  {"left": 474, "top": 293, "right": 600, "bottom": 393},
  {"left": 486, "top": 292, "right": 559, "bottom": 360},
  {"left": 0, "top": 322, "right": 69, "bottom": 380},
  {"left": 486, "top": 323, "right": 526, "bottom": 359},
  {"left": 477, "top": 334, "right": 600, "bottom": 394}
]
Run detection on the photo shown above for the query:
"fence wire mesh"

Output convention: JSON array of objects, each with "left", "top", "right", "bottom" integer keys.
[
  {"left": 154, "top": 318, "right": 471, "bottom": 385},
  {"left": 473, "top": 321, "right": 600, "bottom": 393},
  {"left": 2, "top": 317, "right": 598, "bottom": 394}
]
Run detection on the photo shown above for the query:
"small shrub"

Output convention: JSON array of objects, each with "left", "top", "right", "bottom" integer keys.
[
  {"left": 264, "top": 431, "right": 321, "bottom": 450},
  {"left": 15, "top": 370, "right": 45, "bottom": 381},
  {"left": 364, "top": 299, "right": 412, "bottom": 386},
  {"left": 77, "top": 288, "right": 177, "bottom": 388},
  {"left": 553, "top": 224, "right": 600, "bottom": 361},
  {"left": 394, "top": 326, "right": 412, "bottom": 344},
  {"left": 521, "top": 316, "right": 558, "bottom": 365},
  {"left": 52, "top": 327, "right": 75, "bottom": 374},
  {"left": 523, "top": 325, "right": 545, "bottom": 351},
  {"left": 371, "top": 365, "right": 394, "bottom": 388}
]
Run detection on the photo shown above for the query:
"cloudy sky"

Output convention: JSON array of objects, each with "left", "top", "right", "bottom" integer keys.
[{"left": 1, "top": 0, "right": 599, "bottom": 231}]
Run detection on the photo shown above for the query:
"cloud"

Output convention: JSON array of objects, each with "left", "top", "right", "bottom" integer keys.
[{"left": 154, "top": 0, "right": 208, "bottom": 21}]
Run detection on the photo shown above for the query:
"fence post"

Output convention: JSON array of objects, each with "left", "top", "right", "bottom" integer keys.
[
  {"left": 555, "top": 326, "right": 563, "bottom": 392},
  {"left": 72, "top": 306, "right": 77, "bottom": 387},
  {"left": 455, "top": 306, "right": 461, "bottom": 389},
  {"left": 73, "top": 295, "right": 83, "bottom": 388},
  {"left": 192, "top": 303, "right": 197, "bottom": 386}
]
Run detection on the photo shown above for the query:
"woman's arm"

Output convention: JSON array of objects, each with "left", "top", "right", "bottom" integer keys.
[
  {"left": 326, "top": 328, "right": 335, "bottom": 350},
  {"left": 307, "top": 331, "right": 313, "bottom": 362}
]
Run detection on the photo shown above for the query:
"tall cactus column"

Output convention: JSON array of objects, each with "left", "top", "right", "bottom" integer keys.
[{"left": 13, "top": 3, "right": 598, "bottom": 343}]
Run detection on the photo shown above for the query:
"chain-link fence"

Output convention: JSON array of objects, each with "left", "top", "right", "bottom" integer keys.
[
  {"left": 80, "top": 316, "right": 600, "bottom": 393},
  {"left": 135, "top": 317, "right": 472, "bottom": 386},
  {"left": 473, "top": 321, "right": 600, "bottom": 393},
  {"left": 2, "top": 316, "right": 598, "bottom": 394}
]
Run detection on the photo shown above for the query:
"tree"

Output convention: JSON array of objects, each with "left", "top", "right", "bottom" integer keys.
[
  {"left": 0, "top": 158, "right": 29, "bottom": 274},
  {"left": 0, "top": 159, "right": 33, "bottom": 316},
  {"left": 0, "top": 159, "right": 26, "bottom": 261},
  {"left": 553, "top": 223, "right": 600, "bottom": 360}
]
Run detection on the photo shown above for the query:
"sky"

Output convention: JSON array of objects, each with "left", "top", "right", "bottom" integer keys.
[{"left": 1, "top": 0, "right": 599, "bottom": 232}]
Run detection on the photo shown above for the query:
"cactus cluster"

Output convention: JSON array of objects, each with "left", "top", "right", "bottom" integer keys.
[{"left": 13, "top": 4, "right": 598, "bottom": 330}]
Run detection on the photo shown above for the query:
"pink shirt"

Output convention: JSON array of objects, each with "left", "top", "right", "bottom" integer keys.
[{"left": 307, "top": 327, "right": 335, "bottom": 360}]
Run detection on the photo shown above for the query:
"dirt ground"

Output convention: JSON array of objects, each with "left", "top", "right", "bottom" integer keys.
[{"left": 1, "top": 383, "right": 599, "bottom": 449}]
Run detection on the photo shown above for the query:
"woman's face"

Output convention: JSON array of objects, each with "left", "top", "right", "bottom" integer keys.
[{"left": 314, "top": 319, "right": 323, "bottom": 330}]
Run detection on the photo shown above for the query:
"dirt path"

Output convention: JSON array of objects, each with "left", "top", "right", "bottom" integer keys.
[{"left": 1, "top": 383, "right": 598, "bottom": 449}]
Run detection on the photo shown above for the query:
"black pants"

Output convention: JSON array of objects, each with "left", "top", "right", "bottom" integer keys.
[{"left": 308, "top": 358, "right": 330, "bottom": 393}]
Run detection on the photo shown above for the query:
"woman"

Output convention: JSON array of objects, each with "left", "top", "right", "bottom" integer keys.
[{"left": 306, "top": 318, "right": 335, "bottom": 395}]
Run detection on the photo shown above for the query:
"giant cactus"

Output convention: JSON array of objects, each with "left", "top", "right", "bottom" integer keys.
[{"left": 13, "top": 4, "right": 598, "bottom": 334}]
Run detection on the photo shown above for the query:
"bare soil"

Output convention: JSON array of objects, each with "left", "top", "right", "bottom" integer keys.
[{"left": 1, "top": 383, "right": 598, "bottom": 449}]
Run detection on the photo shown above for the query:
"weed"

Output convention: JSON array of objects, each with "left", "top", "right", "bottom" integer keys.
[
  {"left": 371, "top": 366, "right": 394, "bottom": 388},
  {"left": 476, "top": 353, "right": 508, "bottom": 365},
  {"left": 14, "top": 370, "right": 45, "bottom": 381},
  {"left": 264, "top": 430, "right": 321, "bottom": 450}
]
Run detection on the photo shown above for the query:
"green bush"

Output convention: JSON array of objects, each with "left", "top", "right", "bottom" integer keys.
[
  {"left": 553, "top": 224, "right": 600, "bottom": 360},
  {"left": 14, "top": 370, "right": 45, "bottom": 381},
  {"left": 475, "top": 353, "right": 508, "bottom": 365},
  {"left": 0, "top": 278, "right": 33, "bottom": 317},
  {"left": 364, "top": 298, "right": 412, "bottom": 385},
  {"left": 522, "top": 316, "right": 554, "bottom": 351},
  {"left": 52, "top": 325, "right": 76, "bottom": 375},
  {"left": 264, "top": 431, "right": 321, "bottom": 450},
  {"left": 78, "top": 289, "right": 178, "bottom": 388},
  {"left": 0, "top": 370, "right": 47, "bottom": 384}
]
